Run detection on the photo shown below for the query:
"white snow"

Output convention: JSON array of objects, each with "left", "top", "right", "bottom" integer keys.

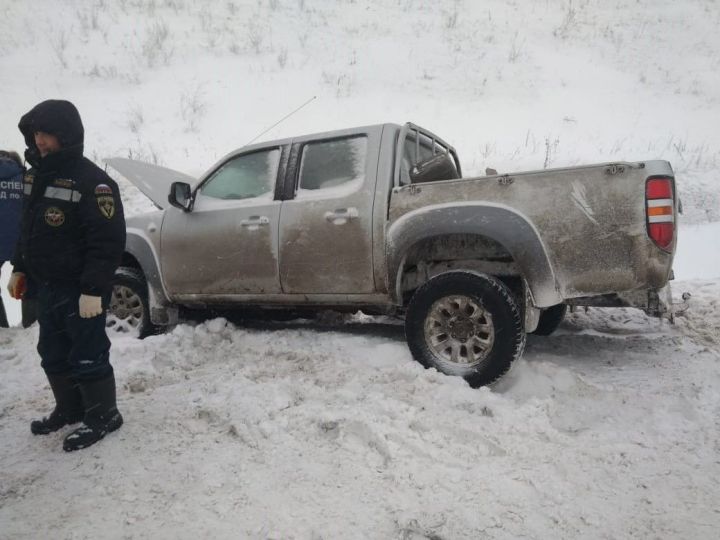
[
  {"left": 1, "top": 1, "right": 719, "bottom": 539},
  {"left": 675, "top": 221, "right": 720, "bottom": 280}
]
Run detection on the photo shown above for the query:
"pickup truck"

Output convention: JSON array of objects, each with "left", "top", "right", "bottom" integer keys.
[{"left": 107, "top": 122, "right": 685, "bottom": 387}]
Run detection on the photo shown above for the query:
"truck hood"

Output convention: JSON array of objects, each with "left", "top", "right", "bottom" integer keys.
[{"left": 105, "top": 157, "right": 196, "bottom": 210}]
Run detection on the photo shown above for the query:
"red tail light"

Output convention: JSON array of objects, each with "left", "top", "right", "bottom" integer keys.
[{"left": 646, "top": 177, "right": 674, "bottom": 251}]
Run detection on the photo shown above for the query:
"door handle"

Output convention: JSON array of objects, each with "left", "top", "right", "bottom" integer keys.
[
  {"left": 240, "top": 216, "right": 270, "bottom": 230},
  {"left": 324, "top": 207, "right": 359, "bottom": 225}
]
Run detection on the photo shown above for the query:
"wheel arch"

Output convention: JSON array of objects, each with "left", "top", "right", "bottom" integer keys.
[
  {"left": 387, "top": 203, "right": 563, "bottom": 308},
  {"left": 123, "top": 229, "right": 176, "bottom": 325}
]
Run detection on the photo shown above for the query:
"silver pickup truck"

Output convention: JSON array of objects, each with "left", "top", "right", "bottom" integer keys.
[{"left": 107, "top": 122, "right": 685, "bottom": 387}]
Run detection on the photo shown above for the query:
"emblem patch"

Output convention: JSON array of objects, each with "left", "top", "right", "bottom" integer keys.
[
  {"left": 45, "top": 207, "right": 65, "bottom": 227},
  {"left": 95, "top": 184, "right": 113, "bottom": 196},
  {"left": 97, "top": 196, "right": 115, "bottom": 219},
  {"left": 24, "top": 174, "right": 34, "bottom": 184}
]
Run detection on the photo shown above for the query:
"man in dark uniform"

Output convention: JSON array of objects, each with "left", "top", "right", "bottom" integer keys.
[{"left": 7, "top": 99, "right": 126, "bottom": 452}]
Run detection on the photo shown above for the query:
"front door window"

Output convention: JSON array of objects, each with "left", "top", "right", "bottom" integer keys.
[{"left": 200, "top": 149, "right": 280, "bottom": 201}]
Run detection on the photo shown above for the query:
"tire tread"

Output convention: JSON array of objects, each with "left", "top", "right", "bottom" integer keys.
[{"left": 405, "top": 271, "right": 525, "bottom": 387}]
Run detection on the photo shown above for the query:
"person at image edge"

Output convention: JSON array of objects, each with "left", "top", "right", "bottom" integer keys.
[
  {"left": 8, "top": 99, "right": 126, "bottom": 452},
  {"left": 0, "top": 150, "right": 24, "bottom": 328}
]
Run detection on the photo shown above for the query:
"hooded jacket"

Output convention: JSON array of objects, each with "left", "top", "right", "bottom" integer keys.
[
  {"left": 11, "top": 100, "right": 126, "bottom": 296},
  {"left": 0, "top": 157, "right": 24, "bottom": 261}
]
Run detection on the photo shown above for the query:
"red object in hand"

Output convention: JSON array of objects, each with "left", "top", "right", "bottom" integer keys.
[{"left": 9, "top": 273, "right": 27, "bottom": 300}]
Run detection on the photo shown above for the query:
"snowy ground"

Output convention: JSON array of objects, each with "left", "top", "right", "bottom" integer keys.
[
  {"left": 1, "top": 282, "right": 719, "bottom": 539},
  {"left": 1, "top": 0, "right": 719, "bottom": 539}
]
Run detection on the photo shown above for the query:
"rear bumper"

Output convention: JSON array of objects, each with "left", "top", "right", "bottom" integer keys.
[
  {"left": 642, "top": 283, "right": 691, "bottom": 321},
  {"left": 566, "top": 282, "right": 691, "bottom": 322}
]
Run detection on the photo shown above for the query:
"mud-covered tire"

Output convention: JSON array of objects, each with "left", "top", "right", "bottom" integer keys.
[
  {"left": 532, "top": 303, "right": 567, "bottom": 336},
  {"left": 405, "top": 271, "right": 526, "bottom": 388},
  {"left": 106, "top": 267, "right": 157, "bottom": 338}
]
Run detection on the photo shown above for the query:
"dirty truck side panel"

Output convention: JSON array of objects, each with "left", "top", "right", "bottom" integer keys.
[
  {"left": 389, "top": 160, "right": 675, "bottom": 304},
  {"left": 386, "top": 203, "right": 561, "bottom": 307},
  {"left": 161, "top": 145, "right": 287, "bottom": 299},
  {"left": 163, "top": 199, "right": 284, "bottom": 298},
  {"left": 278, "top": 125, "right": 383, "bottom": 294},
  {"left": 371, "top": 123, "right": 402, "bottom": 295}
]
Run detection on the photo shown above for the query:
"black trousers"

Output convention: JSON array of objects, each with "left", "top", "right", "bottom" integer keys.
[{"left": 36, "top": 283, "right": 113, "bottom": 381}]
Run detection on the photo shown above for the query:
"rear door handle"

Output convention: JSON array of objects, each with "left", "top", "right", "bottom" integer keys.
[
  {"left": 324, "top": 207, "right": 359, "bottom": 225},
  {"left": 240, "top": 216, "right": 270, "bottom": 230}
]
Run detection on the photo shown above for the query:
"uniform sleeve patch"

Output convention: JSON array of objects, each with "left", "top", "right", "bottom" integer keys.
[
  {"left": 24, "top": 174, "right": 34, "bottom": 184},
  {"left": 97, "top": 196, "right": 116, "bottom": 219},
  {"left": 95, "top": 184, "right": 113, "bottom": 196}
]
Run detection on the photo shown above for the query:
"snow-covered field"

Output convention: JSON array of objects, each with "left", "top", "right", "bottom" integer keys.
[
  {"left": 0, "top": 284, "right": 718, "bottom": 539},
  {"left": 1, "top": 1, "right": 719, "bottom": 538}
]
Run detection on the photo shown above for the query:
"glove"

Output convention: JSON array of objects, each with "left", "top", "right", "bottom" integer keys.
[
  {"left": 79, "top": 294, "right": 103, "bottom": 318},
  {"left": 8, "top": 272, "right": 27, "bottom": 300}
]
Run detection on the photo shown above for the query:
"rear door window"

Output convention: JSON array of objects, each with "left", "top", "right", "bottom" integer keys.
[{"left": 296, "top": 136, "right": 367, "bottom": 196}]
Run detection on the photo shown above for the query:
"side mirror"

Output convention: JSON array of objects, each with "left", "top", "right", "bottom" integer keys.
[{"left": 168, "top": 182, "right": 192, "bottom": 212}]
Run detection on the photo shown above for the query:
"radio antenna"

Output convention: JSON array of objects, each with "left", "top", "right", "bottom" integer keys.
[{"left": 242, "top": 95, "right": 317, "bottom": 147}]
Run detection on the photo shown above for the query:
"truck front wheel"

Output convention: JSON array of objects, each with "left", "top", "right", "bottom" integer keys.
[
  {"left": 106, "top": 267, "right": 157, "bottom": 338},
  {"left": 405, "top": 271, "right": 526, "bottom": 388}
]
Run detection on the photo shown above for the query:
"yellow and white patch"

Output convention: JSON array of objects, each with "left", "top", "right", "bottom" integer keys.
[
  {"left": 44, "top": 206, "right": 65, "bottom": 227},
  {"left": 97, "top": 195, "right": 115, "bottom": 219}
]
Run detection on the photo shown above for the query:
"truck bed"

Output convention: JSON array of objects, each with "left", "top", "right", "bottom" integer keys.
[{"left": 389, "top": 160, "right": 676, "bottom": 302}]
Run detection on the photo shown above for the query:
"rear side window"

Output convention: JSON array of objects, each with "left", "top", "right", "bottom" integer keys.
[
  {"left": 403, "top": 133, "right": 435, "bottom": 165},
  {"left": 297, "top": 136, "right": 367, "bottom": 192},
  {"left": 400, "top": 131, "right": 457, "bottom": 185},
  {"left": 201, "top": 148, "right": 280, "bottom": 200}
]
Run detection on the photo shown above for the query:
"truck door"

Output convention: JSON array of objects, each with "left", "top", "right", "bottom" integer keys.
[
  {"left": 161, "top": 146, "right": 286, "bottom": 297},
  {"left": 278, "top": 127, "right": 381, "bottom": 294}
]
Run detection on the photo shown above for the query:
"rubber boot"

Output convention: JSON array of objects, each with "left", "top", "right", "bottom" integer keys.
[
  {"left": 63, "top": 373, "right": 123, "bottom": 452},
  {"left": 30, "top": 372, "right": 84, "bottom": 435}
]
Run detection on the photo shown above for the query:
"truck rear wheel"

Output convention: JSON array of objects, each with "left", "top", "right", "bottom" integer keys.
[
  {"left": 106, "top": 267, "right": 157, "bottom": 338},
  {"left": 405, "top": 271, "right": 525, "bottom": 388}
]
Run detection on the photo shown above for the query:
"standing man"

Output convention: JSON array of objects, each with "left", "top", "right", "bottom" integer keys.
[
  {"left": 7, "top": 99, "right": 126, "bottom": 452},
  {"left": 0, "top": 150, "right": 24, "bottom": 328}
]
